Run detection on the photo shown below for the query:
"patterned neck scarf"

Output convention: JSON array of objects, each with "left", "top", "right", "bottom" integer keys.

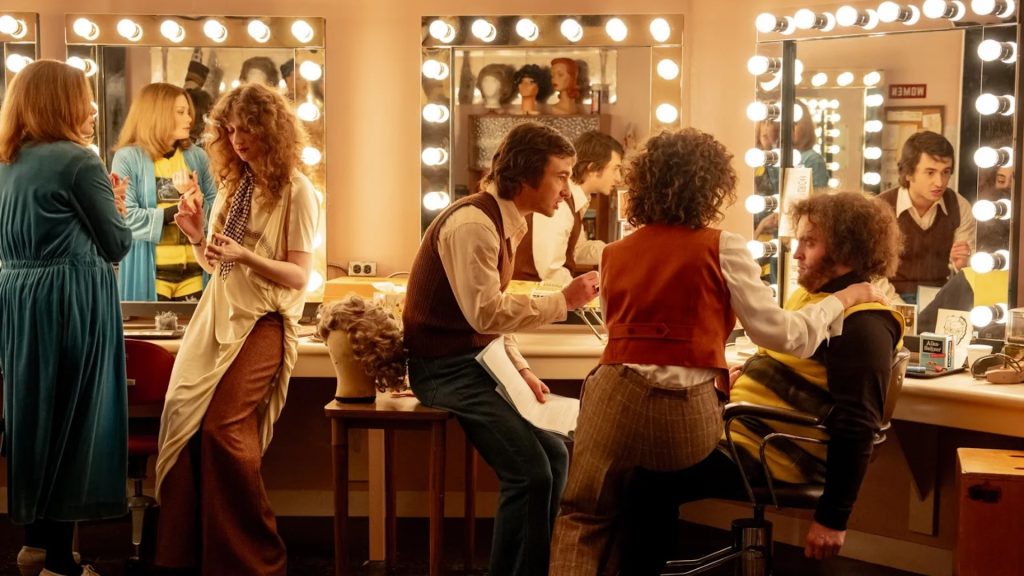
[{"left": 219, "top": 166, "right": 254, "bottom": 279}]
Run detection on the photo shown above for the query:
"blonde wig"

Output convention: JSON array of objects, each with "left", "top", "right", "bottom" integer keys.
[
  {"left": 318, "top": 295, "right": 407, "bottom": 392},
  {"left": 115, "top": 82, "right": 194, "bottom": 160},
  {"left": 0, "top": 60, "right": 93, "bottom": 163}
]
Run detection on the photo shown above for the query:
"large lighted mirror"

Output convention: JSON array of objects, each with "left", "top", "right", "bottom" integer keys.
[
  {"left": 420, "top": 14, "right": 684, "bottom": 239},
  {"left": 751, "top": 3, "right": 1018, "bottom": 336},
  {"left": 65, "top": 14, "right": 327, "bottom": 304},
  {"left": 1, "top": 12, "right": 38, "bottom": 104}
]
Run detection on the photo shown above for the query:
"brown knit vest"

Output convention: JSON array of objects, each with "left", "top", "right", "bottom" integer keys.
[
  {"left": 878, "top": 187, "right": 959, "bottom": 294},
  {"left": 512, "top": 195, "right": 581, "bottom": 281},
  {"left": 403, "top": 192, "right": 513, "bottom": 357},
  {"left": 600, "top": 225, "right": 736, "bottom": 369}
]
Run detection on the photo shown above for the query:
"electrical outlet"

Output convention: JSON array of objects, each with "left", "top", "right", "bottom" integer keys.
[{"left": 349, "top": 261, "right": 377, "bottom": 277}]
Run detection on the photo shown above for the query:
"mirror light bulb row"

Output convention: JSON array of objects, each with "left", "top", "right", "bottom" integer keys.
[
  {"left": 72, "top": 16, "right": 318, "bottom": 43},
  {"left": 971, "top": 303, "right": 1008, "bottom": 327},
  {"left": 428, "top": 16, "right": 675, "bottom": 44}
]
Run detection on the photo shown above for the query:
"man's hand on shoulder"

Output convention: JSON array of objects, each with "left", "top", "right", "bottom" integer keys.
[
  {"left": 562, "top": 270, "right": 600, "bottom": 310},
  {"left": 804, "top": 520, "right": 846, "bottom": 560}
]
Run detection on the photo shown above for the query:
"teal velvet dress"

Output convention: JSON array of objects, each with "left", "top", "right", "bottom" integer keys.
[{"left": 0, "top": 141, "right": 132, "bottom": 523}]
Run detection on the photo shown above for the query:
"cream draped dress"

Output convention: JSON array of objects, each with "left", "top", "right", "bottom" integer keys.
[{"left": 154, "top": 171, "right": 318, "bottom": 498}]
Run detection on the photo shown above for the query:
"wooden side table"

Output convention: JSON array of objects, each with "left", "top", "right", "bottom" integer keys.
[{"left": 325, "top": 395, "right": 476, "bottom": 575}]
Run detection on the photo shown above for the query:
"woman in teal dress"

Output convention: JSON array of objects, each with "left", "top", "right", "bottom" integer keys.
[{"left": 0, "top": 60, "right": 132, "bottom": 576}]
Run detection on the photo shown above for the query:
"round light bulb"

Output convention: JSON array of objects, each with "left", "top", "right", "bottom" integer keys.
[
  {"left": 863, "top": 71, "right": 882, "bottom": 86},
  {"left": 745, "top": 148, "right": 768, "bottom": 168},
  {"left": 160, "top": 20, "right": 185, "bottom": 43},
  {"left": 971, "top": 305, "right": 995, "bottom": 327},
  {"left": 428, "top": 20, "right": 456, "bottom": 43},
  {"left": 828, "top": 177, "right": 841, "bottom": 188},
  {"left": 116, "top": 19, "right": 143, "bottom": 41},
  {"left": 230, "top": 79, "right": 240, "bottom": 89},
  {"left": 296, "top": 61, "right": 322, "bottom": 82},
  {"left": 878, "top": 1, "right": 903, "bottom": 22},
  {"left": 747, "top": 55, "right": 770, "bottom": 76},
  {"left": 755, "top": 13, "right": 779, "bottom": 33},
  {"left": 975, "top": 146, "right": 999, "bottom": 168},
  {"left": 865, "top": 120, "right": 884, "bottom": 133},
  {"left": 827, "top": 128, "right": 841, "bottom": 138},
  {"left": 73, "top": 18, "right": 99, "bottom": 41},
  {"left": 247, "top": 20, "right": 271, "bottom": 43},
  {"left": 606, "top": 18, "right": 628, "bottom": 42},
  {"left": 863, "top": 172, "right": 882, "bottom": 186},
  {"left": 297, "top": 102, "right": 320, "bottom": 122},
  {"left": 422, "top": 59, "right": 448, "bottom": 80},
  {"left": 747, "top": 240, "right": 767, "bottom": 259},
  {"left": 516, "top": 18, "right": 539, "bottom": 41},
  {"left": 0, "top": 15, "right": 24, "bottom": 37},
  {"left": 827, "top": 161, "right": 841, "bottom": 171},
  {"left": 291, "top": 20, "right": 315, "bottom": 43},
  {"left": 924, "top": 0, "right": 950, "bottom": 18},
  {"left": 421, "top": 147, "right": 449, "bottom": 166},
  {"left": 746, "top": 101, "right": 769, "bottom": 122},
  {"left": 301, "top": 147, "right": 322, "bottom": 166},
  {"left": 745, "top": 195, "right": 767, "bottom": 214},
  {"left": 649, "top": 18, "right": 671, "bottom": 42},
  {"left": 866, "top": 93, "right": 885, "bottom": 107},
  {"left": 794, "top": 9, "right": 818, "bottom": 29},
  {"left": 422, "top": 103, "right": 449, "bottom": 123},
  {"left": 971, "top": 251, "right": 996, "bottom": 273},
  {"left": 423, "top": 191, "right": 451, "bottom": 211},
  {"left": 655, "top": 103, "right": 679, "bottom": 124},
  {"left": 306, "top": 270, "right": 324, "bottom": 293},
  {"left": 779, "top": 17, "right": 796, "bottom": 35},
  {"left": 951, "top": 1, "right": 969, "bottom": 20},
  {"left": 657, "top": 59, "right": 680, "bottom": 80},
  {"left": 863, "top": 8, "right": 881, "bottom": 29},
  {"left": 471, "top": 19, "right": 496, "bottom": 42},
  {"left": 65, "top": 56, "right": 86, "bottom": 72},
  {"left": 836, "top": 5, "right": 860, "bottom": 26},
  {"left": 837, "top": 71, "right": 855, "bottom": 86},
  {"left": 976, "top": 93, "right": 1001, "bottom": 115},
  {"left": 203, "top": 19, "right": 227, "bottom": 42},
  {"left": 865, "top": 146, "right": 883, "bottom": 160},
  {"left": 811, "top": 72, "right": 829, "bottom": 87},
  {"left": 560, "top": 18, "right": 583, "bottom": 42},
  {"left": 5, "top": 54, "right": 29, "bottom": 73},
  {"left": 973, "top": 199, "right": 999, "bottom": 220},
  {"left": 827, "top": 144, "right": 841, "bottom": 154}
]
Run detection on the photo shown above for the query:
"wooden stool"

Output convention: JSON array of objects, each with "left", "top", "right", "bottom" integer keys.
[{"left": 325, "top": 395, "right": 477, "bottom": 575}]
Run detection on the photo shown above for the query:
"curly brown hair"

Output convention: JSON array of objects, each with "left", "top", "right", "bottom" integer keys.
[
  {"left": 789, "top": 191, "right": 901, "bottom": 279},
  {"left": 625, "top": 128, "right": 737, "bottom": 229},
  {"left": 205, "top": 83, "right": 307, "bottom": 210},
  {"left": 317, "top": 295, "right": 407, "bottom": 393}
]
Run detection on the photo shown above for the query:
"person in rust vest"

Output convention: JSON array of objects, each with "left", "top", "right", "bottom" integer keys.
[
  {"left": 403, "top": 122, "right": 600, "bottom": 576},
  {"left": 878, "top": 131, "right": 976, "bottom": 303},
  {"left": 513, "top": 131, "right": 624, "bottom": 284},
  {"left": 548, "top": 130, "right": 886, "bottom": 576},
  {"left": 616, "top": 192, "right": 904, "bottom": 574}
]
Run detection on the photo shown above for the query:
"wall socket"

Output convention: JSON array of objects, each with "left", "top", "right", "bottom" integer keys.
[{"left": 349, "top": 261, "right": 377, "bottom": 277}]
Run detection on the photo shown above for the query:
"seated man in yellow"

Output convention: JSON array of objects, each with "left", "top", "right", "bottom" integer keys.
[{"left": 620, "top": 191, "right": 905, "bottom": 573}]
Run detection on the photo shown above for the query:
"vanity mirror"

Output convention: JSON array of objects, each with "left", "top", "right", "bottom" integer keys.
[
  {"left": 420, "top": 14, "right": 684, "bottom": 238},
  {"left": 0, "top": 12, "right": 38, "bottom": 102},
  {"left": 750, "top": 2, "right": 1019, "bottom": 332},
  {"left": 65, "top": 14, "right": 327, "bottom": 304}
]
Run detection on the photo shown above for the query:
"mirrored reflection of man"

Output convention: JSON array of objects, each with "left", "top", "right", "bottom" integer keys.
[
  {"left": 878, "top": 131, "right": 976, "bottom": 303},
  {"left": 620, "top": 192, "right": 905, "bottom": 574},
  {"left": 513, "top": 131, "right": 623, "bottom": 285},
  {"left": 403, "top": 123, "right": 600, "bottom": 576}
]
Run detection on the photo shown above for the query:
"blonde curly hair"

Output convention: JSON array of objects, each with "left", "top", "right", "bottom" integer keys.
[{"left": 317, "top": 295, "right": 407, "bottom": 392}]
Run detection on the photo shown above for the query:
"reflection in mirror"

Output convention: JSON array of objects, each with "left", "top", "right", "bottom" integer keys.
[
  {"left": 421, "top": 14, "right": 684, "bottom": 240},
  {"left": 65, "top": 14, "right": 327, "bottom": 304},
  {"left": 0, "top": 13, "right": 38, "bottom": 106},
  {"left": 753, "top": 6, "right": 1019, "bottom": 327}
]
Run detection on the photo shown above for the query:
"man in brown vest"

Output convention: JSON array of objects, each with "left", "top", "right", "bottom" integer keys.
[
  {"left": 403, "top": 123, "right": 599, "bottom": 576},
  {"left": 878, "top": 131, "right": 976, "bottom": 303},
  {"left": 513, "top": 131, "right": 623, "bottom": 284}
]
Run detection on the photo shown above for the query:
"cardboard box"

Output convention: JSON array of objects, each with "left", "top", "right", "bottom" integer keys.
[{"left": 919, "top": 333, "right": 954, "bottom": 370}]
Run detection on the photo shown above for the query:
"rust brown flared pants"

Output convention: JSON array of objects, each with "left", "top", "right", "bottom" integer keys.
[{"left": 155, "top": 313, "right": 287, "bottom": 576}]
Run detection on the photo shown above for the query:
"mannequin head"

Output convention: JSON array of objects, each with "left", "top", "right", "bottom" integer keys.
[
  {"left": 317, "top": 295, "right": 407, "bottom": 394},
  {"left": 513, "top": 64, "right": 554, "bottom": 104},
  {"left": 550, "top": 58, "right": 580, "bottom": 100},
  {"left": 476, "top": 63, "right": 516, "bottom": 109}
]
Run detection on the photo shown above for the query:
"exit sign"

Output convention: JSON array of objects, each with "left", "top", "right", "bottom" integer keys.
[{"left": 889, "top": 84, "right": 927, "bottom": 98}]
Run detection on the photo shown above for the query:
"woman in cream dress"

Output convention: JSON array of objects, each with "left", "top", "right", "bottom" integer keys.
[{"left": 153, "top": 82, "right": 318, "bottom": 575}]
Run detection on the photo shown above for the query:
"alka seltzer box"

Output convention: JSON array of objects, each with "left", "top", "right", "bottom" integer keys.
[{"left": 919, "top": 333, "right": 955, "bottom": 371}]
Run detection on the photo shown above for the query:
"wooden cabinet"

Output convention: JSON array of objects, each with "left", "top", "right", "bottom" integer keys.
[{"left": 955, "top": 448, "right": 1024, "bottom": 576}]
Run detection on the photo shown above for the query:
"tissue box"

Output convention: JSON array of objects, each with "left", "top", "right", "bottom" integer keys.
[{"left": 919, "top": 333, "right": 954, "bottom": 370}]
